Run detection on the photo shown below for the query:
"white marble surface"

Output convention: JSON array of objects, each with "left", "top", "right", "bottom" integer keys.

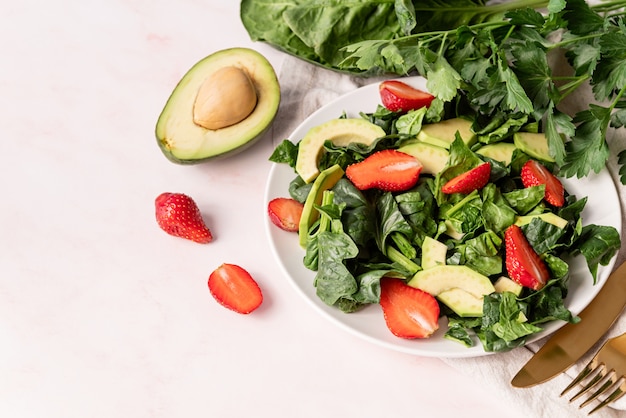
[{"left": 0, "top": 2, "right": 552, "bottom": 417}]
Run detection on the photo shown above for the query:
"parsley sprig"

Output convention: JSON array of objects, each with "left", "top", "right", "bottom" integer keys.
[{"left": 338, "top": 0, "right": 626, "bottom": 182}]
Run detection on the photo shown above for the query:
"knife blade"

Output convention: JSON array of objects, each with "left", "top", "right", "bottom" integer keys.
[{"left": 511, "top": 260, "right": 626, "bottom": 388}]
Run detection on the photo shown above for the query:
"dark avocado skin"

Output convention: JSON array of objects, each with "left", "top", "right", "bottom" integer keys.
[{"left": 155, "top": 47, "right": 280, "bottom": 164}]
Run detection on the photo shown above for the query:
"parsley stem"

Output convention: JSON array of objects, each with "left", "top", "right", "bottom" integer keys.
[
  {"left": 551, "top": 33, "right": 603, "bottom": 50},
  {"left": 609, "top": 85, "right": 626, "bottom": 113},
  {"left": 557, "top": 76, "right": 590, "bottom": 100}
]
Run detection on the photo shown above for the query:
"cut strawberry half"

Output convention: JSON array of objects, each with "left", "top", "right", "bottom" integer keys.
[
  {"left": 208, "top": 263, "right": 263, "bottom": 314},
  {"left": 345, "top": 149, "right": 422, "bottom": 192},
  {"left": 379, "top": 277, "right": 440, "bottom": 339},
  {"left": 155, "top": 192, "right": 213, "bottom": 244},
  {"left": 441, "top": 162, "right": 491, "bottom": 194},
  {"left": 520, "top": 160, "right": 565, "bottom": 207},
  {"left": 504, "top": 225, "right": 550, "bottom": 291},
  {"left": 379, "top": 80, "right": 435, "bottom": 113},
  {"left": 268, "top": 197, "right": 304, "bottom": 232}
]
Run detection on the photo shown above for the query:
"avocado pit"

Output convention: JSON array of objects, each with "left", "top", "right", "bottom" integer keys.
[{"left": 193, "top": 66, "right": 258, "bottom": 130}]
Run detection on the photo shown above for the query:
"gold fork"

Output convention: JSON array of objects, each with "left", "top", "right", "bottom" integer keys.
[{"left": 561, "top": 332, "right": 626, "bottom": 415}]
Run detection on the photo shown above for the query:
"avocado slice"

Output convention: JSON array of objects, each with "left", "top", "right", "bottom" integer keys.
[
  {"left": 514, "top": 212, "right": 568, "bottom": 229},
  {"left": 417, "top": 118, "right": 476, "bottom": 149},
  {"left": 155, "top": 48, "right": 280, "bottom": 164},
  {"left": 476, "top": 142, "right": 517, "bottom": 165},
  {"left": 397, "top": 142, "right": 449, "bottom": 175},
  {"left": 408, "top": 265, "right": 495, "bottom": 299},
  {"left": 513, "top": 132, "right": 554, "bottom": 162},
  {"left": 298, "top": 164, "right": 345, "bottom": 247},
  {"left": 493, "top": 276, "right": 523, "bottom": 296},
  {"left": 437, "top": 288, "right": 485, "bottom": 317},
  {"left": 408, "top": 265, "right": 495, "bottom": 317},
  {"left": 295, "top": 118, "right": 385, "bottom": 183},
  {"left": 421, "top": 236, "right": 448, "bottom": 269}
]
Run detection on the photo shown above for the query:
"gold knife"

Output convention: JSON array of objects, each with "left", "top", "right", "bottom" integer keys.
[{"left": 511, "top": 261, "right": 626, "bottom": 388}]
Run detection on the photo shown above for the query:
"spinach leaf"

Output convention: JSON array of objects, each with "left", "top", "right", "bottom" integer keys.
[
  {"left": 569, "top": 224, "right": 622, "bottom": 283},
  {"left": 269, "top": 139, "right": 299, "bottom": 167},
  {"left": 314, "top": 230, "right": 359, "bottom": 306}
]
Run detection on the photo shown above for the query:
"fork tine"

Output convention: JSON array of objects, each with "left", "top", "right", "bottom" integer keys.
[
  {"left": 587, "top": 378, "right": 626, "bottom": 415},
  {"left": 562, "top": 362, "right": 606, "bottom": 401},
  {"left": 578, "top": 370, "right": 615, "bottom": 407},
  {"left": 561, "top": 333, "right": 626, "bottom": 413},
  {"left": 561, "top": 361, "right": 597, "bottom": 397}
]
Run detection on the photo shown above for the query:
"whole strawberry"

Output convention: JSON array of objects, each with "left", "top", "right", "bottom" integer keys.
[{"left": 155, "top": 192, "right": 213, "bottom": 243}]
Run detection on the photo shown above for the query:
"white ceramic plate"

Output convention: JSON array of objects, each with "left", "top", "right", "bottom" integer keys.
[{"left": 263, "top": 76, "right": 622, "bottom": 358}]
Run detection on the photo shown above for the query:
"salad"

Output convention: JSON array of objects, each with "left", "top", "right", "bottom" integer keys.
[{"left": 268, "top": 79, "right": 620, "bottom": 353}]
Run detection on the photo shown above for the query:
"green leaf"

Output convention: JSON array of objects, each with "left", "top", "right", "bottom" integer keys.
[
  {"left": 572, "top": 224, "right": 622, "bottom": 283},
  {"left": 561, "top": 106, "right": 611, "bottom": 178},
  {"left": 563, "top": 37, "right": 600, "bottom": 77},
  {"left": 499, "top": 62, "right": 534, "bottom": 113},
  {"left": 269, "top": 139, "right": 299, "bottom": 167},
  {"left": 506, "top": 7, "right": 545, "bottom": 26},
  {"left": 599, "top": 32, "right": 626, "bottom": 59},
  {"left": 546, "top": 0, "right": 566, "bottom": 13},
  {"left": 426, "top": 56, "right": 463, "bottom": 101},
  {"left": 544, "top": 104, "right": 569, "bottom": 165},
  {"left": 618, "top": 149, "right": 626, "bottom": 185},
  {"left": 394, "top": 0, "right": 417, "bottom": 35},
  {"left": 562, "top": 0, "right": 605, "bottom": 35},
  {"left": 592, "top": 57, "right": 626, "bottom": 101},
  {"left": 510, "top": 40, "right": 557, "bottom": 110}
]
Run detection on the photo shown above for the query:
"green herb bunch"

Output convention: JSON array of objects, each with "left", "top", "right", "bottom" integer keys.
[{"left": 241, "top": 0, "right": 626, "bottom": 182}]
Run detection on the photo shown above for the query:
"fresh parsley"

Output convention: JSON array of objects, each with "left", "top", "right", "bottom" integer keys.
[{"left": 242, "top": 0, "right": 626, "bottom": 182}]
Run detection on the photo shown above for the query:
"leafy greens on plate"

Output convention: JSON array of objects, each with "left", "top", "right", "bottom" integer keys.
[{"left": 268, "top": 86, "right": 620, "bottom": 352}]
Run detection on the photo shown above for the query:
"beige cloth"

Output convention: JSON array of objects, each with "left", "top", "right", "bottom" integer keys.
[{"left": 270, "top": 54, "right": 626, "bottom": 417}]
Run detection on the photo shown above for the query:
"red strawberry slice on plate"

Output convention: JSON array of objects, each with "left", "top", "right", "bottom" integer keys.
[
  {"left": 504, "top": 224, "right": 550, "bottom": 291},
  {"left": 268, "top": 197, "right": 304, "bottom": 232},
  {"left": 345, "top": 149, "right": 422, "bottom": 192},
  {"left": 208, "top": 263, "right": 263, "bottom": 314},
  {"left": 155, "top": 192, "right": 213, "bottom": 243},
  {"left": 379, "top": 277, "right": 440, "bottom": 339},
  {"left": 520, "top": 159, "right": 565, "bottom": 207},
  {"left": 379, "top": 80, "right": 435, "bottom": 113},
  {"left": 441, "top": 162, "right": 491, "bottom": 194}
]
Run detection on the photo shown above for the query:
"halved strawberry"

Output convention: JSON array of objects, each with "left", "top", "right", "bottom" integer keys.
[
  {"left": 441, "top": 162, "right": 491, "bottom": 194},
  {"left": 208, "top": 263, "right": 263, "bottom": 314},
  {"left": 379, "top": 80, "right": 436, "bottom": 113},
  {"left": 379, "top": 277, "right": 440, "bottom": 339},
  {"left": 345, "top": 149, "right": 422, "bottom": 192},
  {"left": 155, "top": 192, "right": 212, "bottom": 243},
  {"left": 268, "top": 197, "right": 304, "bottom": 232},
  {"left": 520, "top": 160, "right": 565, "bottom": 207},
  {"left": 504, "top": 225, "right": 550, "bottom": 291}
]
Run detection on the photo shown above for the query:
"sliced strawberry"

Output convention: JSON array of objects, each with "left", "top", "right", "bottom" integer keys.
[
  {"left": 441, "top": 162, "right": 491, "bottom": 194},
  {"left": 345, "top": 149, "right": 422, "bottom": 192},
  {"left": 155, "top": 192, "right": 212, "bottom": 243},
  {"left": 379, "top": 80, "right": 435, "bottom": 113},
  {"left": 379, "top": 277, "right": 440, "bottom": 339},
  {"left": 504, "top": 225, "right": 550, "bottom": 291},
  {"left": 520, "top": 160, "right": 565, "bottom": 207},
  {"left": 208, "top": 263, "right": 263, "bottom": 314},
  {"left": 268, "top": 197, "right": 304, "bottom": 232}
]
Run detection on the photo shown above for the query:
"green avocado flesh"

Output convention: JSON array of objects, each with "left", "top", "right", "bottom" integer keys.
[
  {"left": 408, "top": 265, "right": 495, "bottom": 317},
  {"left": 155, "top": 47, "right": 280, "bottom": 164}
]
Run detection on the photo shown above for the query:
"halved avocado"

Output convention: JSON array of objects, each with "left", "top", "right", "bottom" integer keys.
[{"left": 155, "top": 48, "right": 280, "bottom": 164}]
